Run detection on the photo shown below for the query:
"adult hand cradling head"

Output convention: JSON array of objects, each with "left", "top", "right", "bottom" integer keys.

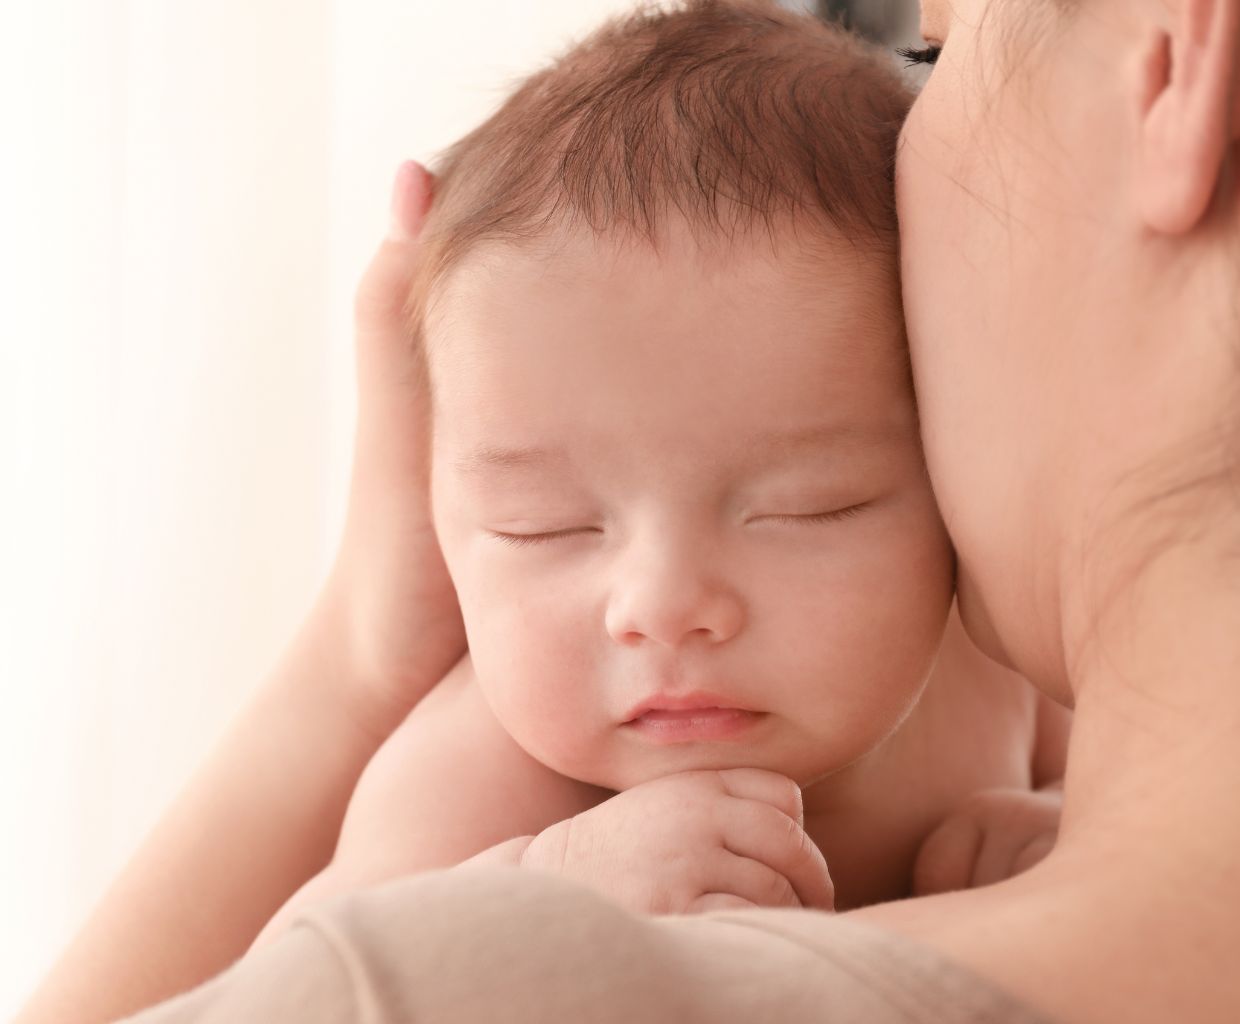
[{"left": 22, "top": 4, "right": 1239, "bottom": 1024}]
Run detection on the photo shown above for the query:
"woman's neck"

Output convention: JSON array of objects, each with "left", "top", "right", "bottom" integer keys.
[
  {"left": 1057, "top": 535, "right": 1240, "bottom": 870},
  {"left": 844, "top": 544, "right": 1240, "bottom": 1022}
]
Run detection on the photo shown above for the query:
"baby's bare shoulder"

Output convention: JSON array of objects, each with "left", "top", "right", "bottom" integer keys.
[
  {"left": 332, "top": 654, "right": 606, "bottom": 878},
  {"left": 894, "top": 609, "right": 1044, "bottom": 795}
]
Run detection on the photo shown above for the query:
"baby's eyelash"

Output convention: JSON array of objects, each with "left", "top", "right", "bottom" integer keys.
[
  {"left": 491, "top": 528, "right": 596, "bottom": 548},
  {"left": 760, "top": 505, "right": 868, "bottom": 526},
  {"left": 896, "top": 44, "right": 943, "bottom": 68},
  {"left": 492, "top": 506, "right": 867, "bottom": 547}
]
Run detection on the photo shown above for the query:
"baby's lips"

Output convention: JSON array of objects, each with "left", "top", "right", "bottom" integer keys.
[{"left": 622, "top": 690, "right": 760, "bottom": 722}]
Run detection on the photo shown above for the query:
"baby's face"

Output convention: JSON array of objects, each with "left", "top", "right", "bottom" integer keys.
[{"left": 427, "top": 225, "right": 953, "bottom": 791}]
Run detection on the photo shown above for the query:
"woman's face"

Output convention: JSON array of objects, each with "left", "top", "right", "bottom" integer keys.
[{"left": 898, "top": 0, "right": 1150, "bottom": 699}]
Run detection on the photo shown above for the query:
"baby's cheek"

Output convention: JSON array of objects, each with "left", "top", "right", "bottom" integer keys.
[
  {"left": 770, "top": 538, "right": 947, "bottom": 713},
  {"left": 468, "top": 597, "right": 604, "bottom": 772}
]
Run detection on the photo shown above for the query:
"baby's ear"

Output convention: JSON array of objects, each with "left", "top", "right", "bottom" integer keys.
[{"left": 1134, "top": 0, "right": 1240, "bottom": 235}]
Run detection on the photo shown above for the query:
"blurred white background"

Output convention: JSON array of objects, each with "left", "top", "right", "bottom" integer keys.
[{"left": 0, "top": 0, "right": 917, "bottom": 1015}]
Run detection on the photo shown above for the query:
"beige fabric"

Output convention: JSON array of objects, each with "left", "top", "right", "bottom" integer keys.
[{"left": 122, "top": 867, "right": 1051, "bottom": 1024}]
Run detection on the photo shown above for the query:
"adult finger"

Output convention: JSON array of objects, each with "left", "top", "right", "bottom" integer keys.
[
  {"left": 349, "top": 161, "right": 436, "bottom": 501},
  {"left": 354, "top": 160, "right": 433, "bottom": 335},
  {"left": 716, "top": 799, "right": 834, "bottom": 911},
  {"left": 713, "top": 768, "right": 804, "bottom": 826}
]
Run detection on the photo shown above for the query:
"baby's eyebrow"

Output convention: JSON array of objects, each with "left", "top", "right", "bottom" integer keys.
[
  {"left": 454, "top": 444, "right": 568, "bottom": 475},
  {"left": 742, "top": 423, "right": 903, "bottom": 459},
  {"left": 456, "top": 423, "right": 900, "bottom": 477}
]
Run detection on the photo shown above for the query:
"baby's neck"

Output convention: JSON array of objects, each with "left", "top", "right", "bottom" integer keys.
[
  {"left": 801, "top": 761, "right": 926, "bottom": 908},
  {"left": 799, "top": 704, "right": 955, "bottom": 908}
]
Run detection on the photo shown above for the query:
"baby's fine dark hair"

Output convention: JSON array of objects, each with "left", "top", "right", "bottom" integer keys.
[{"left": 406, "top": 0, "right": 913, "bottom": 333}]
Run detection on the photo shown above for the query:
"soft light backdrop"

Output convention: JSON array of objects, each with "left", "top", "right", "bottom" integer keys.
[
  {"left": 0, "top": 0, "right": 649, "bottom": 1011},
  {"left": 0, "top": 0, "right": 917, "bottom": 1014}
]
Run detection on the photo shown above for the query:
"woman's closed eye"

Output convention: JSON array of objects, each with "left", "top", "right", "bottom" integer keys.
[{"left": 897, "top": 44, "right": 942, "bottom": 68}]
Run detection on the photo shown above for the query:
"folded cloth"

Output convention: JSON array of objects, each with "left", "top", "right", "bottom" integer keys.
[{"left": 121, "top": 866, "right": 1050, "bottom": 1024}]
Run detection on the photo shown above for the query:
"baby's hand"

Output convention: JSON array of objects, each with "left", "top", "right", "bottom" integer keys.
[
  {"left": 507, "top": 768, "right": 834, "bottom": 915},
  {"left": 912, "top": 786, "right": 1062, "bottom": 896}
]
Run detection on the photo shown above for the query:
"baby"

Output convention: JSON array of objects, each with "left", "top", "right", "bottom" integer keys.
[{"left": 258, "top": 0, "right": 1067, "bottom": 940}]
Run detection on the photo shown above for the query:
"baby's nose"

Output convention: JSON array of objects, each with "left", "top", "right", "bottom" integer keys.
[{"left": 604, "top": 549, "right": 745, "bottom": 648}]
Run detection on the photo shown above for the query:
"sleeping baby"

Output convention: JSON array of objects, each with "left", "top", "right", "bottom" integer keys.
[{"left": 255, "top": 0, "right": 1068, "bottom": 941}]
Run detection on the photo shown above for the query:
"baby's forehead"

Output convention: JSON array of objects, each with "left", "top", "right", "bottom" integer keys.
[
  {"left": 427, "top": 221, "right": 903, "bottom": 343},
  {"left": 424, "top": 224, "right": 915, "bottom": 470}
]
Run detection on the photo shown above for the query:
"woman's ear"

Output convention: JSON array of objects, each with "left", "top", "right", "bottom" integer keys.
[{"left": 1135, "top": 0, "right": 1240, "bottom": 234}]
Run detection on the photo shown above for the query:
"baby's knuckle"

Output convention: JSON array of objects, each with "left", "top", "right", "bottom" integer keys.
[
  {"left": 781, "top": 812, "right": 807, "bottom": 851},
  {"left": 524, "top": 819, "right": 571, "bottom": 873},
  {"left": 775, "top": 775, "right": 803, "bottom": 817},
  {"left": 961, "top": 788, "right": 1024, "bottom": 824},
  {"left": 763, "top": 872, "right": 798, "bottom": 908}
]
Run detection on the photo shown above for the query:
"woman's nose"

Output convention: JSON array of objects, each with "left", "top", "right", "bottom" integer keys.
[{"left": 603, "top": 543, "right": 745, "bottom": 648}]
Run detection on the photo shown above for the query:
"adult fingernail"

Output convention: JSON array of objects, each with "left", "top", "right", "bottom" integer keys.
[{"left": 389, "top": 160, "right": 419, "bottom": 241}]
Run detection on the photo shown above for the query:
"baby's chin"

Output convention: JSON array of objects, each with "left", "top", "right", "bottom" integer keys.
[{"left": 545, "top": 739, "right": 857, "bottom": 793}]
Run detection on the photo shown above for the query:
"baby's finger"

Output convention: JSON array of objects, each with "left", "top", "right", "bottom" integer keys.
[
  {"left": 911, "top": 815, "right": 983, "bottom": 896},
  {"left": 970, "top": 829, "right": 1055, "bottom": 889},
  {"left": 687, "top": 893, "right": 759, "bottom": 914},
  {"left": 717, "top": 799, "right": 833, "bottom": 911},
  {"left": 1010, "top": 832, "right": 1057, "bottom": 877},
  {"left": 714, "top": 768, "right": 804, "bottom": 826},
  {"left": 701, "top": 850, "right": 802, "bottom": 910}
]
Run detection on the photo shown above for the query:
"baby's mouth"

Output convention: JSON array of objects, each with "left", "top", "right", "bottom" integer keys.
[{"left": 622, "top": 695, "right": 765, "bottom": 743}]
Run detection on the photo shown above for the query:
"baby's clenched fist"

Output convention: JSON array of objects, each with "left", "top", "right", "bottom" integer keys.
[{"left": 499, "top": 768, "right": 834, "bottom": 915}]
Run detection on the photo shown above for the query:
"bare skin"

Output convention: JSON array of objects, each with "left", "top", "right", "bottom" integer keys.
[
  {"left": 14, "top": 164, "right": 468, "bottom": 1024},
  {"left": 252, "top": 602, "right": 1061, "bottom": 950},
  {"left": 32, "top": 1, "right": 1240, "bottom": 1020},
  {"left": 251, "top": 209, "right": 1068, "bottom": 946},
  {"left": 19, "top": 155, "right": 1068, "bottom": 1024},
  {"left": 833, "top": 2, "right": 1240, "bottom": 1022}
]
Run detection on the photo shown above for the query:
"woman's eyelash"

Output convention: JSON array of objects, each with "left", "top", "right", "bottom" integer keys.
[{"left": 896, "top": 44, "right": 942, "bottom": 68}]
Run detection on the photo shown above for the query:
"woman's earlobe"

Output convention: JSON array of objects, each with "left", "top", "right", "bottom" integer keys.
[{"left": 1135, "top": 0, "right": 1240, "bottom": 235}]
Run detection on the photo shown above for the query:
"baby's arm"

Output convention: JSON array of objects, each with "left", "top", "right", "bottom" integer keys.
[
  {"left": 912, "top": 691, "right": 1071, "bottom": 895},
  {"left": 251, "top": 653, "right": 608, "bottom": 948}
]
